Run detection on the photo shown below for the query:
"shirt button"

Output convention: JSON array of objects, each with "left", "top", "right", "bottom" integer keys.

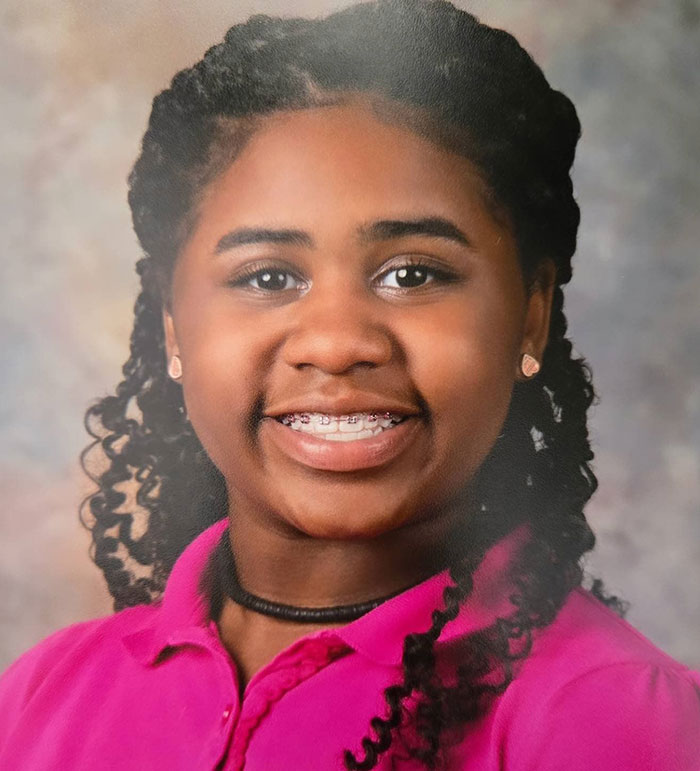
[{"left": 222, "top": 706, "right": 233, "bottom": 722}]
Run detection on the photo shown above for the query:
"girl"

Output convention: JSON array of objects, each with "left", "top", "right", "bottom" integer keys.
[{"left": 1, "top": 1, "right": 699, "bottom": 769}]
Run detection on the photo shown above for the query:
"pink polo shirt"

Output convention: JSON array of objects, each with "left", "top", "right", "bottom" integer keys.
[{"left": 1, "top": 519, "right": 699, "bottom": 770}]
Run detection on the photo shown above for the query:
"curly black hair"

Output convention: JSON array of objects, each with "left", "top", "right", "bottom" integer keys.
[{"left": 80, "top": 2, "right": 625, "bottom": 768}]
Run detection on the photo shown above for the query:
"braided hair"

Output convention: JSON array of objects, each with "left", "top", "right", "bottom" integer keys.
[{"left": 80, "top": 2, "right": 624, "bottom": 767}]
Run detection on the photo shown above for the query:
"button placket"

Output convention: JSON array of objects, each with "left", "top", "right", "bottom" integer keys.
[
  {"left": 204, "top": 642, "right": 242, "bottom": 770},
  {"left": 226, "top": 640, "right": 350, "bottom": 770}
]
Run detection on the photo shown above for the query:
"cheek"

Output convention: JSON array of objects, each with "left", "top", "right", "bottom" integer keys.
[
  {"left": 408, "top": 302, "right": 518, "bottom": 454},
  {"left": 178, "top": 315, "right": 266, "bottom": 473}
]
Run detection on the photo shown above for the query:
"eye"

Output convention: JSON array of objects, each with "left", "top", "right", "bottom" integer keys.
[
  {"left": 229, "top": 264, "right": 307, "bottom": 293},
  {"left": 375, "top": 260, "right": 455, "bottom": 290}
]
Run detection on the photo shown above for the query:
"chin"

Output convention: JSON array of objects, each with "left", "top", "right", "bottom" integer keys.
[{"left": 285, "top": 501, "right": 411, "bottom": 541}]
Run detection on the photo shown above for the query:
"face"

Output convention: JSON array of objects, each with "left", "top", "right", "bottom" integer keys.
[{"left": 163, "top": 102, "right": 553, "bottom": 541}]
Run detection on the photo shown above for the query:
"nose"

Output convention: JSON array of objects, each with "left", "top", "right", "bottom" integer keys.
[{"left": 281, "top": 287, "right": 394, "bottom": 374}]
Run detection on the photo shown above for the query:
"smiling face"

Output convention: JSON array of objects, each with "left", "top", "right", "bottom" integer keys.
[{"left": 163, "top": 101, "right": 554, "bottom": 543}]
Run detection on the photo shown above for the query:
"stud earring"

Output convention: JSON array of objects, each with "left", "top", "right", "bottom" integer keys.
[
  {"left": 168, "top": 354, "right": 183, "bottom": 380},
  {"left": 520, "top": 353, "right": 540, "bottom": 378}
]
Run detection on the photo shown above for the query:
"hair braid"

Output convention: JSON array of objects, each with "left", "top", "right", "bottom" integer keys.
[
  {"left": 80, "top": 258, "right": 227, "bottom": 609},
  {"left": 345, "top": 553, "right": 482, "bottom": 770}
]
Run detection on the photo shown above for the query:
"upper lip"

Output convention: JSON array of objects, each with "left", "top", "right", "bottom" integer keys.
[{"left": 264, "top": 395, "right": 422, "bottom": 418}]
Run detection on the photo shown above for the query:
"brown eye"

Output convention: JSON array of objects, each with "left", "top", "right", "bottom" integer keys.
[
  {"left": 250, "top": 270, "right": 293, "bottom": 291},
  {"left": 376, "top": 262, "right": 452, "bottom": 290},
  {"left": 394, "top": 266, "right": 429, "bottom": 288},
  {"left": 230, "top": 266, "right": 307, "bottom": 292}
]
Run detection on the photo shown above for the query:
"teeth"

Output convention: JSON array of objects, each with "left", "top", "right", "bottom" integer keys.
[
  {"left": 281, "top": 411, "right": 404, "bottom": 424},
  {"left": 339, "top": 415, "right": 363, "bottom": 433},
  {"left": 311, "top": 418, "right": 337, "bottom": 434},
  {"left": 277, "top": 411, "right": 408, "bottom": 440},
  {"left": 324, "top": 429, "right": 377, "bottom": 442}
]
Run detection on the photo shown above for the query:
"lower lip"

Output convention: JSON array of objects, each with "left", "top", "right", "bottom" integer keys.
[{"left": 261, "top": 417, "right": 422, "bottom": 472}]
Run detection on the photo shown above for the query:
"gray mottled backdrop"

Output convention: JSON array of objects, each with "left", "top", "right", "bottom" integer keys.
[{"left": 1, "top": 0, "right": 698, "bottom": 671}]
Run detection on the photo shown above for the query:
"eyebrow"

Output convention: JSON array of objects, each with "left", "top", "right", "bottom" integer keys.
[
  {"left": 213, "top": 216, "right": 471, "bottom": 255},
  {"left": 358, "top": 217, "right": 471, "bottom": 247},
  {"left": 214, "top": 228, "right": 313, "bottom": 254}
]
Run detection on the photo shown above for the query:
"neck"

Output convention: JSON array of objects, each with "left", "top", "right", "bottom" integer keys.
[
  {"left": 225, "top": 499, "right": 467, "bottom": 610},
  {"left": 217, "top": 531, "right": 417, "bottom": 622}
]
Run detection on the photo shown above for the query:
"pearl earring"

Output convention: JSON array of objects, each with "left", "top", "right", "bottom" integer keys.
[
  {"left": 168, "top": 354, "right": 183, "bottom": 380},
  {"left": 520, "top": 353, "right": 540, "bottom": 378}
]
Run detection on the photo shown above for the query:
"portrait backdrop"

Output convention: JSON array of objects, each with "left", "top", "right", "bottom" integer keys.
[{"left": 1, "top": 0, "right": 699, "bottom": 670}]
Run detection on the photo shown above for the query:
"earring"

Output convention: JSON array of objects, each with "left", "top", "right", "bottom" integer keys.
[
  {"left": 168, "top": 354, "right": 183, "bottom": 380},
  {"left": 520, "top": 353, "right": 540, "bottom": 378}
]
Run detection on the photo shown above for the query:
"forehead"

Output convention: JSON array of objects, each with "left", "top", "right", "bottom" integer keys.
[{"left": 193, "top": 102, "right": 508, "bottom": 238}]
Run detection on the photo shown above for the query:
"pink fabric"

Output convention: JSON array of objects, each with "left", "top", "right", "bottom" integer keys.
[{"left": 1, "top": 519, "right": 699, "bottom": 770}]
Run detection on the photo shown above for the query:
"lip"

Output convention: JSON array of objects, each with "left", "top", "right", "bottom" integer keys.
[{"left": 261, "top": 415, "right": 422, "bottom": 472}]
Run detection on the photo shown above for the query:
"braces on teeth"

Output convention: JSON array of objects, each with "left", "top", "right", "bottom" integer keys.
[
  {"left": 279, "top": 412, "right": 404, "bottom": 426},
  {"left": 277, "top": 411, "right": 406, "bottom": 441}
]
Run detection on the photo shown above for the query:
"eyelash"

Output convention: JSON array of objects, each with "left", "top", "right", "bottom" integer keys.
[{"left": 228, "top": 258, "right": 458, "bottom": 293}]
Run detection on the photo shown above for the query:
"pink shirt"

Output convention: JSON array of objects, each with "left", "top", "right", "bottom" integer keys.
[{"left": 1, "top": 519, "right": 699, "bottom": 770}]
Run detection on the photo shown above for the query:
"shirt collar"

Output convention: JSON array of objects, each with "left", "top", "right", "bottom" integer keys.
[
  {"left": 334, "top": 525, "right": 526, "bottom": 666},
  {"left": 123, "top": 518, "right": 525, "bottom": 669},
  {"left": 122, "top": 518, "right": 228, "bottom": 666}
]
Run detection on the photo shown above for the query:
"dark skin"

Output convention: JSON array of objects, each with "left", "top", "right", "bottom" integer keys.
[{"left": 163, "top": 102, "right": 555, "bottom": 693}]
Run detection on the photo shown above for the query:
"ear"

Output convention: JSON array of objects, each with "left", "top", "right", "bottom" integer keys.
[
  {"left": 162, "top": 307, "right": 180, "bottom": 363},
  {"left": 517, "top": 259, "right": 556, "bottom": 380}
]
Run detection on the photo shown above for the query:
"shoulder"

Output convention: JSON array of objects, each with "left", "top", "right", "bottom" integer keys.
[
  {"left": 527, "top": 587, "right": 694, "bottom": 673},
  {"left": 0, "top": 604, "right": 159, "bottom": 724},
  {"left": 497, "top": 589, "right": 700, "bottom": 770}
]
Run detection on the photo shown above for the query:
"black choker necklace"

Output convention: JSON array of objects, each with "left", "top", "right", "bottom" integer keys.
[{"left": 215, "top": 532, "right": 416, "bottom": 623}]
